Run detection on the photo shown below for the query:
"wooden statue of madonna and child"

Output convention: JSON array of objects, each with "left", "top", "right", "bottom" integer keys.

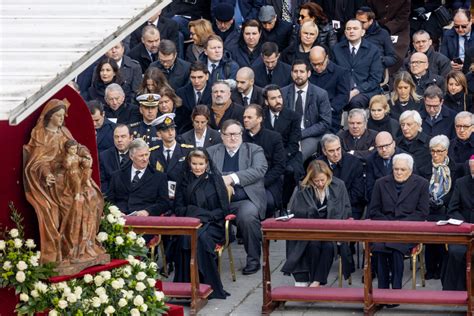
[{"left": 23, "top": 99, "right": 110, "bottom": 275}]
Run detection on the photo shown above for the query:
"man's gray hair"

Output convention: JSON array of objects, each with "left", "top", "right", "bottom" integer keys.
[
  {"left": 105, "top": 83, "right": 125, "bottom": 97},
  {"left": 429, "top": 135, "right": 450, "bottom": 150},
  {"left": 455, "top": 111, "right": 474, "bottom": 124},
  {"left": 321, "top": 133, "right": 341, "bottom": 149},
  {"left": 348, "top": 108, "right": 368, "bottom": 123},
  {"left": 393, "top": 153, "right": 414, "bottom": 171},
  {"left": 129, "top": 138, "right": 149, "bottom": 156},
  {"left": 399, "top": 110, "right": 423, "bottom": 131}
]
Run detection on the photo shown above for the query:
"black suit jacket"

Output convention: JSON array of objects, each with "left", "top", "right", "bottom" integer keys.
[
  {"left": 96, "top": 119, "right": 115, "bottom": 153},
  {"left": 149, "top": 57, "right": 191, "bottom": 91},
  {"left": 107, "top": 165, "right": 170, "bottom": 215},
  {"left": 100, "top": 147, "right": 130, "bottom": 194},
  {"left": 317, "top": 153, "right": 365, "bottom": 214},
  {"left": 420, "top": 105, "right": 457, "bottom": 139},
  {"left": 254, "top": 58, "right": 292, "bottom": 88},
  {"left": 396, "top": 132, "right": 432, "bottom": 180},
  {"left": 263, "top": 107, "right": 301, "bottom": 160},
  {"left": 104, "top": 103, "right": 142, "bottom": 125},
  {"left": 448, "top": 175, "right": 474, "bottom": 223},
  {"left": 231, "top": 85, "right": 264, "bottom": 106},
  {"left": 177, "top": 127, "right": 222, "bottom": 148},
  {"left": 128, "top": 43, "right": 153, "bottom": 73},
  {"left": 175, "top": 83, "right": 212, "bottom": 134},
  {"left": 337, "top": 129, "right": 378, "bottom": 162}
]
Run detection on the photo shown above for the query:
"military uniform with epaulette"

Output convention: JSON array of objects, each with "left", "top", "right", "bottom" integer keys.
[
  {"left": 149, "top": 113, "right": 194, "bottom": 200},
  {"left": 132, "top": 93, "right": 160, "bottom": 146}
]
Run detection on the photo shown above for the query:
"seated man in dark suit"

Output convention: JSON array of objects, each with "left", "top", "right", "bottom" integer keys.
[
  {"left": 128, "top": 25, "right": 161, "bottom": 73},
  {"left": 408, "top": 52, "right": 445, "bottom": 95},
  {"left": 332, "top": 19, "right": 383, "bottom": 110},
  {"left": 420, "top": 85, "right": 457, "bottom": 139},
  {"left": 243, "top": 104, "right": 286, "bottom": 218},
  {"left": 107, "top": 138, "right": 170, "bottom": 216},
  {"left": 211, "top": 3, "right": 239, "bottom": 47},
  {"left": 281, "top": 59, "right": 332, "bottom": 161},
  {"left": 368, "top": 153, "right": 429, "bottom": 290},
  {"left": 175, "top": 62, "right": 212, "bottom": 134},
  {"left": 231, "top": 67, "right": 264, "bottom": 106},
  {"left": 316, "top": 133, "right": 365, "bottom": 219},
  {"left": 178, "top": 104, "right": 222, "bottom": 148},
  {"left": 449, "top": 111, "right": 474, "bottom": 177},
  {"left": 397, "top": 110, "right": 432, "bottom": 180},
  {"left": 200, "top": 34, "right": 239, "bottom": 85},
  {"left": 262, "top": 84, "right": 304, "bottom": 206},
  {"left": 443, "top": 155, "right": 474, "bottom": 291},
  {"left": 209, "top": 80, "right": 244, "bottom": 130},
  {"left": 254, "top": 42, "right": 292, "bottom": 88},
  {"left": 104, "top": 41, "right": 142, "bottom": 99},
  {"left": 207, "top": 120, "right": 268, "bottom": 275},
  {"left": 88, "top": 100, "right": 115, "bottom": 153},
  {"left": 100, "top": 124, "right": 132, "bottom": 194},
  {"left": 149, "top": 113, "right": 194, "bottom": 200},
  {"left": 148, "top": 40, "right": 190, "bottom": 91},
  {"left": 103, "top": 84, "right": 142, "bottom": 125},
  {"left": 337, "top": 109, "right": 377, "bottom": 163},
  {"left": 440, "top": 8, "right": 474, "bottom": 72},
  {"left": 366, "top": 131, "right": 408, "bottom": 202},
  {"left": 309, "top": 45, "right": 350, "bottom": 133}
]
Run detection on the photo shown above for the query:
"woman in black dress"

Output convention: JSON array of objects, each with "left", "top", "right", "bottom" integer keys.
[
  {"left": 88, "top": 57, "right": 132, "bottom": 104},
  {"left": 444, "top": 70, "right": 473, "bottom": 113},
  {"left": 389, "top": 71, "right": 423, "bottom": 120},
  {"left": 281, "top": 160, "right": 352, "bottom": 287},
  {"left": 172, "top": 149, "right": 230, "bottom": 299}
]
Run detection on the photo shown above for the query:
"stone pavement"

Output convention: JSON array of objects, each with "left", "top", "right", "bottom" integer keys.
[{"left": 163, "top": 240, "right": 466, "bottom": 315}]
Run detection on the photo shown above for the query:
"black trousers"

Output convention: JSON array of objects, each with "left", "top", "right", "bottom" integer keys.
[
  {"left": 425, "top": 243, "right": 446, "bottom": 277},
  {"left": 292, "top": 241, "right": 334, "bottom": 285},
  {"left": 442, "top": 244, "right": 467, "bottom": 291},
  {"left": 375, "top": 249, "right": 404, "bottom": 289}
]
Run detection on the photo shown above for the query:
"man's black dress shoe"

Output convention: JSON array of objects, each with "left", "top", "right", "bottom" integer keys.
[{"left": 242, "top": 263, "right": 260, "bottom": 275}]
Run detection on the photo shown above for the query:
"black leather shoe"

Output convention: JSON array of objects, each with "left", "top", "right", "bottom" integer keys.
[{"left": 242, "top": 263, "right": 260, "bottom": 275}]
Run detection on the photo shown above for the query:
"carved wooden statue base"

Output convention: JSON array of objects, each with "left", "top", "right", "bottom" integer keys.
[{"left": 56, "top": 253, "right": 111, "bottom": 276}]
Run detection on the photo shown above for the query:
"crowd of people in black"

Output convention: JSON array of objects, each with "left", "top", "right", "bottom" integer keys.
[{"left": 74, "top": 0, "right": 474, "bottom": 301}]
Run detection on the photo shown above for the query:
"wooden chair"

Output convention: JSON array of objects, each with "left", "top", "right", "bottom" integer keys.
[
  {"left": 215, "top": 214, "right": 237, "bottom": 281},
  {"left": 147, "top": 235, "right": 168, "bottom": 276}
]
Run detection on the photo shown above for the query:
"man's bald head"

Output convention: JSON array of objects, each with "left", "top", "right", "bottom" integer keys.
[
  {"left": 375, "top": 131, "right": 396, "bottom": 159},
  {"left": 309, "top": 45, "right": 328, "bottom": 73},
  {"left": 410, "top": 52, "right": 429, "bottom": 76},
  {"left": 236, "top": 67, "right": 255, "bottom": 95},
  {"left": 236, "top": 67, "right": 255, "bottom": 81}
]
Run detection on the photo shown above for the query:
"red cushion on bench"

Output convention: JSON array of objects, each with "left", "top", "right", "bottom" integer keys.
[
  {"left": 373, "top": 289, "right": 467, "bottom": 305},
  {"left": 49, "top": 259, "right": 129, "bottom": 283},
  {"left": 262, "top": 219, "right": 473, "bottom": 234},
  {"left": 125, "top": 216, "right": 201, "bottom": 228},
  {"left": 159, "top": 281, "right": 213, "bottom": 298},
  {"left": 271, "top": 286, "right": 364, "bottom": 302}
]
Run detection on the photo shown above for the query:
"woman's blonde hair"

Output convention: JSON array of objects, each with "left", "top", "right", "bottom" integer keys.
[
  {"left": 391, "top": 71, "right": 422, "bottom": 103},
  {"left": 188, "top": 19, "right": 214, "bottom": 46},
  {"left": 301, "top": 160, "right": 332, "bottom": 188},
  {"left": 369, "top": 94, "right": 390, "bottom": 113}
]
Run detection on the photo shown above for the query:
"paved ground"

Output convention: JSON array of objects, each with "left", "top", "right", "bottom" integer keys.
[{"left": 162, "top": 240, "right": 466, "bottom": 315}]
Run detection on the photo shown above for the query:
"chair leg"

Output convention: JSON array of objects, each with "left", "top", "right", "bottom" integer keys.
[
  {"left": 412, "top": 253, "right": 417, "bottom": 290},
  {"left": 419, "top": 249, "right": 426, "bottom": 287},
  {"left": 160, "top": 242, "right": 168, "bottom": 276},
  {"left": 338, "top": 256, "right": 343, "bottom": 288},
  {"left": 218, "top": 251, "right": 222, "bottom": 275},
  {"left": 228, "top": 245, "right": 236, "bottom": 282}
]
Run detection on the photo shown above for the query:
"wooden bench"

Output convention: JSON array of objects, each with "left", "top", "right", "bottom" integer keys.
[
  {"left": 125, "top": 216, "right": 208, "bottom": 316},
  {"left": 261, "top": 218, "right": 474, "bottom": 315}
]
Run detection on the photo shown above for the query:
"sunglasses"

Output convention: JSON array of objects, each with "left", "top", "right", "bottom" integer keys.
[{"left": 454, "top": 24, "right": 469, "bottom": 29}]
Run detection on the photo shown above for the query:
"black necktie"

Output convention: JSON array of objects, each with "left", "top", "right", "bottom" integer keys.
[
  {"left": 132, "top": 170, "right": 141, "bottom": 184},
  {"left": 351, "top": 47, "right": 356, "bottom": 58},
  {"left": 295, "top": 90, "right": 303, "bottom": 115},
  {"left": 165, "top": 149, "right": 171, "bottom": 163},
  {"left": 267, "top": 70, "right": 273, "bottom": 83},
  {"left": 196, "top": 91, "right": 202, "bottom": 105},
  {"left": 243, "top": 96, "right": 249, "bottom": 106},
  {"left": 211, "top": 63, "right": 217, "bottom": 73},
  {"left": 119, "top": 153, "right": 127, "bottom": 166},
  {"left": 384, "top": 159, "right": 391, "bottom": 170},
  {"left": 273, "top": 114, "right": 279, "bottom": 127}
]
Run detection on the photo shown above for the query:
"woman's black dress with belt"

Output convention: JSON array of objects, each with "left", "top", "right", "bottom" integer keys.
[{"left": 171, "top": 164, "right": 230, "bottom": 299}]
